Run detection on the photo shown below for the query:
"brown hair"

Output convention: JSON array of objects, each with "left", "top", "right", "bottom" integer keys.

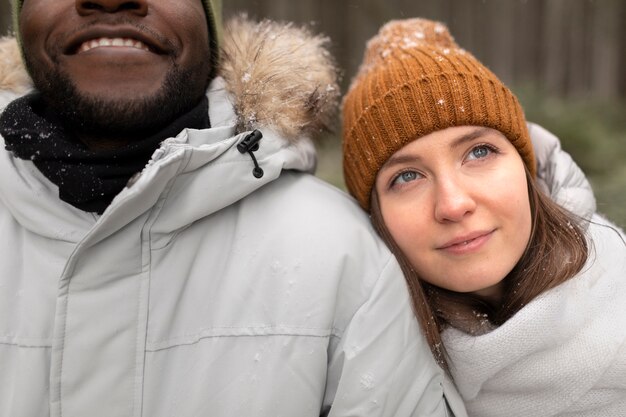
[{"left": 370, "top": 169, "right": 589, "bottom": 373}]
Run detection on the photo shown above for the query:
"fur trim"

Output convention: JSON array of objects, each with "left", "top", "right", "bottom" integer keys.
[
  {"left": 0, "top": 36, "right": 32, "bottom": 94},
  {"left": 220, "top": 15, "right": 339, "bottom": 141},
  {"left": 0, "top": 16, "right": 339, "bottom": 141}
]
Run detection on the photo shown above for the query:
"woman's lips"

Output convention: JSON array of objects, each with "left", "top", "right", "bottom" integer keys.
[{"left": 437, "top": 230, "right": 495, "bottom": 254}]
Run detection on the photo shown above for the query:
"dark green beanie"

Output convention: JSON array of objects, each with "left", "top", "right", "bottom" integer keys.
[{"left": 11, "top": 0, "right": 223, "bottom": 78}]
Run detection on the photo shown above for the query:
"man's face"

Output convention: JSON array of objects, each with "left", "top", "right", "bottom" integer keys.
[{"left": 19, "top": 0, "right": 212, "bottom": 137}]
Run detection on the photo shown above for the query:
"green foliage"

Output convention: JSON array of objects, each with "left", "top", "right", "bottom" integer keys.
[
  {"left": 314, "top": 133, "right": 345, "bottom": 190},
  {"left": 516, "top": 88, "right": 626, "bottom": 228}
]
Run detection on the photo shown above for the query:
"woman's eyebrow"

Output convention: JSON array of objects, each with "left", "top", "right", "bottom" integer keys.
[
  {"left": 380, "top": 154, "right": 421, "bottom": 171},
  {"left": 449, "top": 127, "right": 492, "bottom": 150}
]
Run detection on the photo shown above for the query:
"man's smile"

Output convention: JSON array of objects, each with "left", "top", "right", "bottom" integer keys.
[
  {"left": 77, "top": 37, "right": 151, "bottom": 53},
  {"left": 64, "top": 25, "right": 169, "bottom": 56},
  {"left": 18, "top": 0, "right": 212, "bottom": 143}
]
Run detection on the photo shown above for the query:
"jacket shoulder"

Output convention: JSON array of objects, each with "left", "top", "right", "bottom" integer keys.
[
  {"left": 528, "top": 122, "right": 596, "bottom": 220},
  {"left": 246, "top": 171, "right": 379, "bottom": 242},
  {"left": 241, "top": 172, "right": 398, "bottom": 326}
]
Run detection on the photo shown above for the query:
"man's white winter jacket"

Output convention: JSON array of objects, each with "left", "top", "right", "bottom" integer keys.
[{"left": 0, "top": 18, "right": 465, "bottom": 417}]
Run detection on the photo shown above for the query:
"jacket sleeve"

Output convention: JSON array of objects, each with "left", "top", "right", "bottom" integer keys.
[{"left": 323, "top": 255, "right": 467, "bottom": 417}]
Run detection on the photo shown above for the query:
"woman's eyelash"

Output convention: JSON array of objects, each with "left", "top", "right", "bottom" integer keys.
[
  {"left": 484, "top": 143, "right": 499, "bottom": 151},
  {"left": 389, "top": 169, "right": 421, "bottom": 188},
  {"left": 467, "top": 143, "right": 500, "bottom": 160}
]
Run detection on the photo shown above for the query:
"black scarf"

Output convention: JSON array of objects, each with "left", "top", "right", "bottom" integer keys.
[{"left": 0, "top": 93, "right": 209, "bottom": 214}]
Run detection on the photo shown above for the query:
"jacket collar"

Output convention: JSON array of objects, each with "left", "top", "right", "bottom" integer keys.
[{"left": 0, "top": 76, "right": 316, "bottom": 244}]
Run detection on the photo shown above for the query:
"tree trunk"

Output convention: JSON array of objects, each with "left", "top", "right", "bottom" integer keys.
[
  {"left": 1, "top": 0, "right": 12, "bottom": 36},
  {"left": 542, "top": 0, "right": 569, "bottom": 96},
  {"left": 590, "top": 0, "right": 621, "bottom": 99}
]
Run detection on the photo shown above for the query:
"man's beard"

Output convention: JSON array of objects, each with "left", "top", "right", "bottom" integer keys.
[{"left": 24, "top": 53, "right": 211, "bottom": 141}]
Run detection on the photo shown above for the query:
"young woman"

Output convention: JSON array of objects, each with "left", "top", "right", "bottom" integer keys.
[{"left": 342, "top": 18, "right": 626, "bottom": 417}]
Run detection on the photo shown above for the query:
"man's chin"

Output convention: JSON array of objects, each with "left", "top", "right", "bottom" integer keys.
[
  {"left": 56, "top": 95, "right": 175, "bottom": 137},
  {"left": 27, "top": 54, "right": 209, "bottom": 140}
]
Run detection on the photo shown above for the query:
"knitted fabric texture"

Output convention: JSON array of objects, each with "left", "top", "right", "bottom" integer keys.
[
  {"left": 10, "top": 0, "right": 223, "bottom": 78},
  {"left": 342, "top": 18, "right": 535, "bottom": 211}
]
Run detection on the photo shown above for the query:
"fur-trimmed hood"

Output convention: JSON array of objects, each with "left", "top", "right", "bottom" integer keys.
[{"left": 0, "top": 15, "right": 339, "bottom": 141}]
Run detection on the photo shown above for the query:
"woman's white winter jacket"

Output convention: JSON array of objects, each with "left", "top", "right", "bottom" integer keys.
[{"left": 443, "top": 124, "right": 626, "bottom": 416}]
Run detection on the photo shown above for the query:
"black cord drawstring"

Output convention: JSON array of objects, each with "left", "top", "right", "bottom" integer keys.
[{"left": 237, "top": 129, "right": 264, "bottom": 179}]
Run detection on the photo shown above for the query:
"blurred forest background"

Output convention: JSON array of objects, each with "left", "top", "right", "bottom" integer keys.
[{"left": 1, "top": 0, "right": 625, "bottom": 226}]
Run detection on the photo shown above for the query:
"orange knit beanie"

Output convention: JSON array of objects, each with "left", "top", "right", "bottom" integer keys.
[{"left": 342, "top": 18, "right": 535, "bottom": 211}]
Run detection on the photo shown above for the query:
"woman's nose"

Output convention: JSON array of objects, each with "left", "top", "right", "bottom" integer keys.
[{"left": 433, "top": 177, "right": 477, "bottom": 223}]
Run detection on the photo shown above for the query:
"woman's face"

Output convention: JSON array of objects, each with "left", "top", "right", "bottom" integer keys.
[{"left": 375, "top": 126, "right": 532, "bottom": 301}]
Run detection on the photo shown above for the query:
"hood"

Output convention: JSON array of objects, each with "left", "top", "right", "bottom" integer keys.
[
  {"left": 0, "top": 14, "right": 339, "bottom": 140},
  {"left": 0, "top": 34, "right": 31, "bottom": 110},
  {"left": 528, "top": 122, "right": 596, "bottom": 223}
]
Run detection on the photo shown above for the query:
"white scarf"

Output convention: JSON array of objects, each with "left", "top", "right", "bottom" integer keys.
[{"left": 442, "top": 216, "right": 626, "bottom": 417}]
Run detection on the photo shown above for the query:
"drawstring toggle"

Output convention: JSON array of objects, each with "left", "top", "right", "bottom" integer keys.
[{"left": 237, "top": 129, "right": 264, "bottom": 179}]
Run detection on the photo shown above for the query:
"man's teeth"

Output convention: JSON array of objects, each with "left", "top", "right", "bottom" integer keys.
[{"left": 78, "top": 38, "right": 150, "bottom": 53}]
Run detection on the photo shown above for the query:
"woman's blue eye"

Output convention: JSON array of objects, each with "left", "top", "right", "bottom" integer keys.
[
  {"left": 392, "top": 171, "right": 420, "bottom": 186},
  {"left": 467, "top": 145, "right": 492, "bottom": 160}
]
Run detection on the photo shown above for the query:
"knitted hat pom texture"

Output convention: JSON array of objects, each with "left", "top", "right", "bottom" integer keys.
[{"left": 342, "top": 18, "right": 535, "bottom": 211}]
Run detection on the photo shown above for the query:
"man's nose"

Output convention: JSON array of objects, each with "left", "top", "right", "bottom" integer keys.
[
  {"left": 76, "top": 0, "right": 149, "bottom": 15},
  {"left": 433, "top": 176, "right": 477, "bottom": 223}
]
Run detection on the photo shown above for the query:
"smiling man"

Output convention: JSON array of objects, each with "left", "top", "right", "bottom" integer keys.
[
  {"left": 0, "top": 1, "right": 465, "bottom": 417},
  {"left": 19, "top": 0, "right": 213, "bottom": 149}
]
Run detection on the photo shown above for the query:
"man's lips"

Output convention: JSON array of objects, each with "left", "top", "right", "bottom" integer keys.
[
  {"left": 78, "top": 37, "right": 151, "bottom": 53},
  {"left": 65, "top": 27, "right": 167, "bottom": 55},
  {"left": 437, "top": 230, "right": 495, "bottom": 250}
]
